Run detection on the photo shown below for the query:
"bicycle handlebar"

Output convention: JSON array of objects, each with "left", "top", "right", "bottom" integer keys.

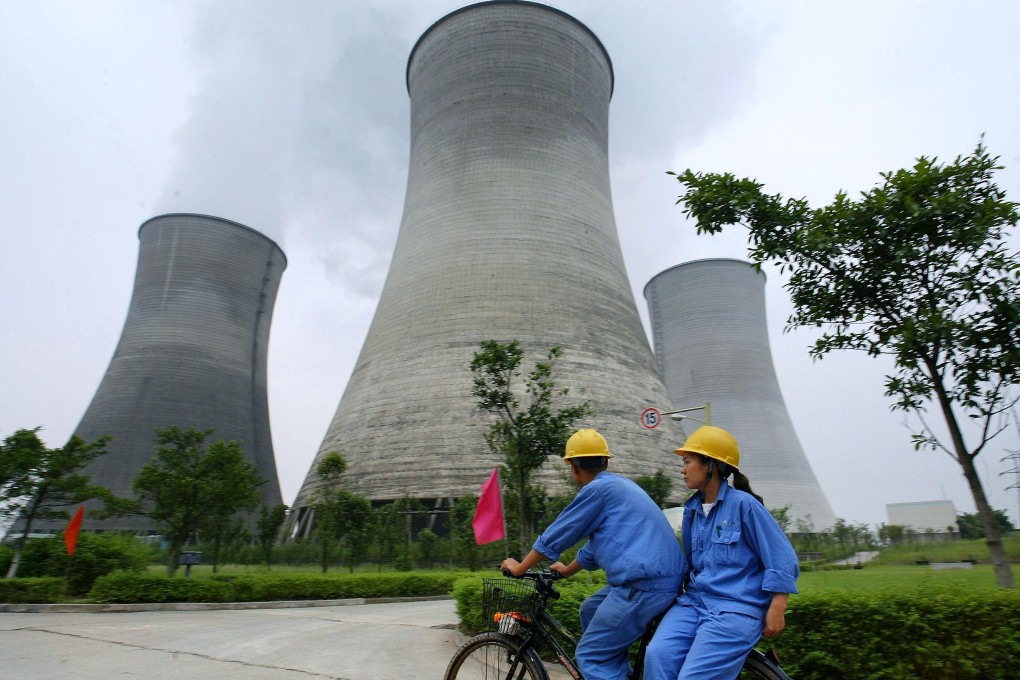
[{"left": 500, "top": 568, "right": 562, "bottom": 599}]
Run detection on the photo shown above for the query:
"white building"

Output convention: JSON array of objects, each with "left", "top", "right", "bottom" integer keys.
[{"left": 887, "top": 500, "right": 959, "bottom": 534}]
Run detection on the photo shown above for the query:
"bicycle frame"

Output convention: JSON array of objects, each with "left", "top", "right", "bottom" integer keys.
[
  {"left": 476, "top": 571, "right": 791, "bottom": 680},
  {"left": 514, "top": 608, "right": 584, "bottom": 680}
]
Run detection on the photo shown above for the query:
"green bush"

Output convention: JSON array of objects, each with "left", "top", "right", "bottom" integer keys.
[
  {"left": 0, "top": 545, "right": 14, "bottom": 574},
  {"left": 88, "top": 571, "right": 464, "bottom": 603},
  {"left": 454, "top": 578, "right": 1020, "bottom": 680},
  {"left": 15, "top": 533, "right": 151, "bottom": 595},
  {"left": 88, "top": 573, "right": 235, "bottom": 603},
  {"left": 0, "top": 577, "right": 66, "bottom": 603},
  {"left": 453, "top": 572, "right": 605, "bottom": 637},
  {"left": 777, "top": 587, "right": 1020, "bottom": 679},
  {"left": 393, "top": 555, "right": 416, "bottom": 572}
]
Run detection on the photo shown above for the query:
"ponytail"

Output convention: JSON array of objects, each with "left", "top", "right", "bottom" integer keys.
[
  {"left": 731, "top": 470, "right": 764, "bottom": 506},
  {"left": 698, "top": 455, "right": 765, "bottom": 505}
]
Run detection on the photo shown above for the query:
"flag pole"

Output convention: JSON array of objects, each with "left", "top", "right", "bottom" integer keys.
[
  {"left": 63, "top": 504, "right": 85, "bottom": 583},
  {"left": 498, "top": 468, "right": 509, "bottom": 559}
]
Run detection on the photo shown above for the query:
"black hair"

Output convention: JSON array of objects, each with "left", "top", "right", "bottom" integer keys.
[
  {"left": 570, "top": 456, "right": 609, "bottom": 472},
  {"left": 700, "top": 454, "right": 764, "bottom": 505}
]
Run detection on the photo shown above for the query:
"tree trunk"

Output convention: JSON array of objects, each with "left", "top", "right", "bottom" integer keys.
[
  {"left": 5, "top": 493, "right": 41, "bottom": 578},
  {"left": 166, "top": 540, "right": 183, "bottom": 577},
  {"left": 927, "top": 363, "right": 1015, "bottom": 589},
  {"left": 320, "top": 539, "right": 330, "bottom": 573},
  {"left": 211, "top": 534, "right": 220, "bottom": 573},
  {"left": 959, "top": 452, "right": 1015, "bottom": 588},
  {"left": 517, "top": 468, "right": 529, "bottom": 557},
  {"left": 5, "top": 528, "right": 27, "bottom": 579}
]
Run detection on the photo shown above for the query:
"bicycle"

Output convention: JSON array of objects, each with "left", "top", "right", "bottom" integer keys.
[{"left": 444, "top": 569, "right": 793, "bottom": 680}]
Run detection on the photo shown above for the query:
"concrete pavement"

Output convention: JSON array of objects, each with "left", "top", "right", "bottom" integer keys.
[{"left": 0, "top": 598, "right": 464, "bottom": 679}]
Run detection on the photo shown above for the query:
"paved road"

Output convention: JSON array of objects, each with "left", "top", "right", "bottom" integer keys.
[{"left": 0, "top": 599, "right": 463, "bottom": 679}]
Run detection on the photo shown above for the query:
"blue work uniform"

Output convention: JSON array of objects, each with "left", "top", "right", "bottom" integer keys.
[
  {"left": 644, "top": 480, "right": 799, "bottom": 680},
  {"left": 533, "top": 471, "right": 685, "bottom": 680}
]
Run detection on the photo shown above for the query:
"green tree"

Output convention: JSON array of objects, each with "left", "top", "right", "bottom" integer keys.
[
  {"left": 417, "top": 527, "right": 438, "bottom": 568},
  {"left": 878, "top": 523, "right": 907, "bottom": 546},
  {"left": 198, "top": 514, "right": 247, "bottom": 573},
  {"left": 311, "top": 453, "right": 374, "bottom": 573},
  {"left": 958, "top": 509, "right": 1014, "bottom": 539},
  {"left": 335, "top": 490, "right": 374, "bottom": 572},
  {"left": 373, "top": 503, "right": 403, "bottom": 568},
  {"left": 831, "top": 518, "right": 854, "bottom": 557},
  {"left": 313, "top": 452, "right": 347, "bottom": 573},
  {"left": 256, "top": 503, "right": 288, "bottom": 570},
  {"left": 470, "top": 340, "right": 593, "bottom": 555},
  {"left": 1, "top": 428, "right": 117, "bottom": 578},
  {"left": 122, "top": 427, "right": 262, "bottom": 576},
  {"left": 670, "top": 141, "right": 1019, "bottom": 588},
  {"left": 769, "top": 505, "right": 792, "bottom": 534},
  {"left": 634, "top": 470, "right": 674, "bottom": 509},
  {"left": 390, "top": 495, "right": 425, "bottom": 570},
  {"left": 449, "top": 495, "right": 481, "bottom": 570}
]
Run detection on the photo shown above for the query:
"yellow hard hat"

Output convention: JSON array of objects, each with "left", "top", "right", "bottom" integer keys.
[
  {"left": 675, "top": 425, "right": 740, "bottom": 469},
  {"left": 563, "top": 428, "right": 613, "bottom": 461}
]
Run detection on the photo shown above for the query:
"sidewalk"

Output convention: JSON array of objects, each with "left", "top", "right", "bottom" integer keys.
[
  {"left": 831, "top": 550, "right": 880, "bottom": 566},
  {"left": 0, "top": 597, "right": 462, "bottom": 679}
]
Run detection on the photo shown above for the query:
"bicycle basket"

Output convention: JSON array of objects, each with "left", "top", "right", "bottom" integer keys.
[{"left": 482, "top": 578, "right": 540, "bottom": 635}]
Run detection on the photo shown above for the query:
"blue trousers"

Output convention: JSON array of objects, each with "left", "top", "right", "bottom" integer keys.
[
  {"left": 643, "top": 596, "right": 762, "bottom": 680},
  {"left": 575, "top": 585, "right": 676, "bottom": 680}
]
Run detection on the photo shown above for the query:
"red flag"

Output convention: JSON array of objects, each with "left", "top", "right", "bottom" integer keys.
[
  {"left": 65, "top": 505, "right": 85, "bottom": 556},
  {"left": 472, "top": 468, "right": 506, "bottom": 545}
]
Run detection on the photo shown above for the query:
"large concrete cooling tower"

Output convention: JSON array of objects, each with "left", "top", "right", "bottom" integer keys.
[
  {"left": 287, "top": 1, "right": 680, "bottom": 536},
  {"left": 644, "top": 259, "right": 837, "bottom": 530},
  {"left": 35, "top": 213, "right": 286, "bottom": 534}
]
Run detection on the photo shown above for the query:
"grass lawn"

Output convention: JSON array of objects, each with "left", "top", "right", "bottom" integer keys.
[{"left": 798, "top": 563, "right": 1004, "bottom": 593}]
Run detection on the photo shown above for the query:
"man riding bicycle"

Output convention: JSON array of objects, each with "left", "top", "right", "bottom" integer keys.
[{"left": 500, "top": 428, "right": 686, "bottom": 680}]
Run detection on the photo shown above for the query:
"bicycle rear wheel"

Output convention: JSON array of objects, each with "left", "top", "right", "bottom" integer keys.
[
  {"left": 738, "top": 649, "right": 793, "bottom": 680},
  {"left": 444, "top": 632, "right": 548, "bottom": 680}
]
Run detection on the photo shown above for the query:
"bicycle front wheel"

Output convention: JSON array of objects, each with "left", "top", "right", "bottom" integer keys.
[
  {"left": 738, "top": 649, "right": 793, "bottom": 680},
  {"left": 444, "top": 632, "right": 548, "bottom": 680}
]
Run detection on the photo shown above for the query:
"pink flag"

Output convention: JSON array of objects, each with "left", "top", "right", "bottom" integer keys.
[
  {"left": 65, "top": 505, "right": 85, "bottom": 556},
  {"left": 472, "top": 468, "right": 506, "bottom": 545}
]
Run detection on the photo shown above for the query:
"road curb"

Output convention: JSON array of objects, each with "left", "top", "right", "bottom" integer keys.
[{"left": 0, "top": 594, "right": 453, "bottom": 614}]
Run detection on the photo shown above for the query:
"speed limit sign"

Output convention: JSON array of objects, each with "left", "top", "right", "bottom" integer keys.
[{"left": 641, "top": 407, "right": 661, "bottom": 429}]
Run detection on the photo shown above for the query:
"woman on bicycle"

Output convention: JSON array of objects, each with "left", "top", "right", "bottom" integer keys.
[
  {"left": 500, "top": 428, "right": 685, "bottom": 680},
  {"left": 644, "top": 425, "right": 799, "bottom": 680}
]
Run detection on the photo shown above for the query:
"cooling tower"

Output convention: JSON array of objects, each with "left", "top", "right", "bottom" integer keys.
[
  {"left": 287, "top": 1, "right": 680, "bottom": 536},
  {"left": 32, "top": 213, "right": 286, "bottom": 534},
  {"left": 644, "top": 259, "right": 837, "bottom": 530}
]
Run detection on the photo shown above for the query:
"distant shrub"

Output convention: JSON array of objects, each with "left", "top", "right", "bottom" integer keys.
[{"left": 16, "top": 534, "right": 150, "bottom": 595}]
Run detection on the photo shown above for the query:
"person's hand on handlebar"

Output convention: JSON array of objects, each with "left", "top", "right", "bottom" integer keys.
[
  {"left": 500, "top": 557, "right": 525, "bottom": 577},
  {"left": 500, "top": 549, "right": 553, "bottom": 577},
  {"left": 550, "top": 559, "right": 582, "bottom": 578}
]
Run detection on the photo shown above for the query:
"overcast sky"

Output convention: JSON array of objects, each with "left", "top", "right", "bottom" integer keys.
[{"left": 2, "top": 0, "right": 1019, "bottom": 530}]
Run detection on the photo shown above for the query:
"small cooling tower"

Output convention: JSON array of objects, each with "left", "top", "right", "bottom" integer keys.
[
  {"left": 287, "top": 1, "right": 680, "bottom": 536},
  {"left": 32, "top": 213, "right": 286, "bottom": 534},
  {"left": 644, "top": 259, "right": 837, "bottom": 529}
]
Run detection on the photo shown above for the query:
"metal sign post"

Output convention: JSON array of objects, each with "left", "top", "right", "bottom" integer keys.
[{"left": 640, "top": 403, "right": 712, "bottom": 438}]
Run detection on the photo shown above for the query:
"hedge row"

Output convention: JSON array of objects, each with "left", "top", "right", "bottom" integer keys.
[
  {"left": 452, "top": 578, "right": 1020, "bottom": 680},
  {"left": 781, "top": 587, "right": 1020, "bottom": 679},
  {"left": 0, "top": 577, "right": 66, "bottom": 603},
  {"left": 87, "top": 571, "right": 464, "bottom": 603}
]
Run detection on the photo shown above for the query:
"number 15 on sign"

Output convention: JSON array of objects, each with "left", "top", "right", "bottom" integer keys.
[{"left": 641, "top": 407, "right": 660, "bottom": 429}]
